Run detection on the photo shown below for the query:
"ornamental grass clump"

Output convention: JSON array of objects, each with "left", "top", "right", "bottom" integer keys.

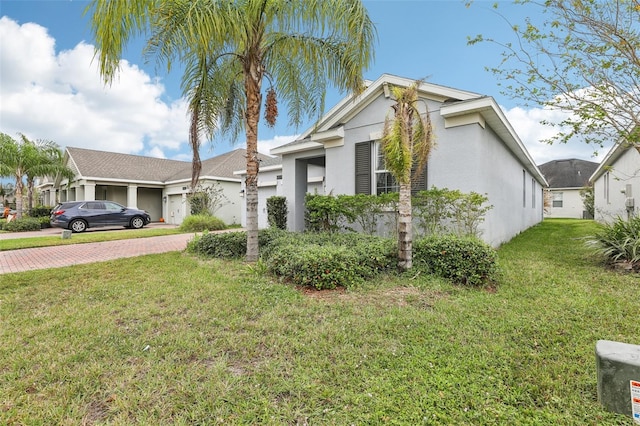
[
  {"left": 179, "top": 214, "right": 226, "bottom": 233},
  {"left": 587, "top": 215, "right": 640, "bottom": 271}
]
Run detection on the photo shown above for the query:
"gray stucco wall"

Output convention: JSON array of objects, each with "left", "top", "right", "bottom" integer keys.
[
  {"left": 284, "top": 91, "right": 543, "bottom": 247},
  {"left": 594, "top": 147, "right": 640, "bottom": 222}
]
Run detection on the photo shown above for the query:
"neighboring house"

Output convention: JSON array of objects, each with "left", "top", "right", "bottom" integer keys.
[
  {"left": 590, "top": 141, "right": 640, "bottom": 222},
  {"left": 246, "top": 74, "right": 547, "bottom": 247},
  {"left": 538, "top": 158, "right": 599, "bottom": 219},
  {"left": 39, "top": 146, "right": 271, "bottom": 226}
]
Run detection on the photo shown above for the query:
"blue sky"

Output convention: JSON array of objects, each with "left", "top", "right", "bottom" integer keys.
[{"left": 0, "top": 0, "right": 607, "bottom": 165}]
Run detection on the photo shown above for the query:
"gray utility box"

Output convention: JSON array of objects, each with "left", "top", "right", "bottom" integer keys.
[{"left": 596, "top": 340, "right": 640, "bottom": 419}]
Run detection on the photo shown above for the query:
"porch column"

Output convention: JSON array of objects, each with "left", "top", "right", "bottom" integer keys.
[
  {"left": 292, "top": 159, "right": 308, "bottom": 231},
  {"left": 127, "top": 184, "right": 138, "bottom": 208},
  {"left": 84, "top": 183, "right": 96, "bottom": 201}
]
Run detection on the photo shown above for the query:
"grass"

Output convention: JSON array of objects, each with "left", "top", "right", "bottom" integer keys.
[
  {"left": 1, "top": 219, "right": 638, "bottom": 424},
  {"left": 0, "top": 227, "right": 183, "bottom": 251}
]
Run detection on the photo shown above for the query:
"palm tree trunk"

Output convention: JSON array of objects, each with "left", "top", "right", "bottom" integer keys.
[
  {"left": 397, "top": 182, "right": 412, "bottom": 270},
  {"left": 27, "top": 178, "right": 34, "bottom": 213},
  {"left": 14, "top": 176, "right": 24, "bottom": 219},
  {"left": 244, "top": 61, "right": 263, "bottom": 262}
]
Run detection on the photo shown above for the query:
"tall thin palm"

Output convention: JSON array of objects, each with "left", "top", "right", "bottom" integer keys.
[
  {"left": 87, "top": 0, "right": 376, "bottom": 261},
  {"left": 381, "top": 82, "right": 434, "bottom": 270}
]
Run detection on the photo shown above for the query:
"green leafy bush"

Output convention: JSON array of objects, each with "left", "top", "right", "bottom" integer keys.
[
  {"left": 266, "top": 196, "right": 288, "bottom": 230},
  {"left": 187, "top": 228, "right": 287, "bottom": 259},
  {"left": 413, "top": 187, "right": 492, "bottom": 238},
  {"left": 29, "top": 207, "right": 53, "bottom": 218},
  {"left": 2, "top": 217, "right": 42, "bottom": 232},
  {"left": 262, "top": 232, "right": 396, "bottom": 289},
  {"left": 39, "top": 216, "right": 52, "bottom": 228},
  {"left": 179, "top": 214, "right": 226, "bottom": 232},
  {"left": 413, "top": 235, "right": 499, "bottom": 286},
  {"left": 588, "top": 216, "right": 640, "bottom": 270}
]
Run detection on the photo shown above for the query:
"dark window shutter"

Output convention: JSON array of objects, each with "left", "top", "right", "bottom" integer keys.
[
  {"left": 411, "top": 163, "right": 428, "bottom": 195},
  {"left": 355, "top": 141, "right": 372, "bottom": 194}
]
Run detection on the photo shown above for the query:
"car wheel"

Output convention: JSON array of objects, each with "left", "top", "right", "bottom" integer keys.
[
  {"left": 70, "top": 219, "right": 87, "bottom": 233},
  {"left": 130, "top": 216, "right": 145, "bottom": 229}
]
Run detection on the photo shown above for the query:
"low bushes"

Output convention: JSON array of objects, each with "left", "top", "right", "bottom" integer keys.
[
  {"left": 413, "top": 235, "right": 499, "bottom": 286},
  {"left": 179, "top": 214, "right": 226, "bottom": 233},
  {"left": 1, "top": 217, "right": 42, "bottom": 232},
  {"left": 189, "top": 229, "right": 497, "bottom": 289},
  {"left": 263, "top": 233, "right": 396, "bottom": 290},
  {"left": 186, "top": 228, "right": 286, "bottom": 258}
]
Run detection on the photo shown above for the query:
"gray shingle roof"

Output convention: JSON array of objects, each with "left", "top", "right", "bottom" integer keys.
[
  {"left": 66, "top": 146, "right": 275, "bottom": 183},
  {"left": 538, "top": 158, "right": 599, "bottom": 188}
]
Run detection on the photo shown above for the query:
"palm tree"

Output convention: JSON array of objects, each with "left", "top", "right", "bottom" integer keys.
[
  {"left": 87, "top": 0, "right": 376, "bottom": 261},
  {"left": 381, "top": 82, "right": 435, "bottom": 270},
  {"left": 0, "top": 133, "right": 74, "bottom": 219},
  {"left": 18, "top": 134, "right": 75, "bottom": 212}
]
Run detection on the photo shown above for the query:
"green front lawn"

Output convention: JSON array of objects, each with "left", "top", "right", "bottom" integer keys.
[
  {"left": 0, "top": 227, "right": 184, "bottom": 251},
  {"left": 1, "top": 219, "right": 638, "bottom": 424}
]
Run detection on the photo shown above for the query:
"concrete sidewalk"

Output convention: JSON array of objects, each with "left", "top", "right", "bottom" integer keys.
[{"left": 0, "top": 232, "right": 197, "bottom": 274}]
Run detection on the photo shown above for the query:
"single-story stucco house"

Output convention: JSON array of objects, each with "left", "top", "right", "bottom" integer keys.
[
  {"left": 538, "top": 158, "right": 599, "bottom": 219},
  {"left": 238, "top": 74, "right": 548, "bottom": 248},
  {"left": 38, "top": 146, "right": 270, "bottom": 226},
  {"left": 590, "top": 141, "right": 640, "bottom": 222}
]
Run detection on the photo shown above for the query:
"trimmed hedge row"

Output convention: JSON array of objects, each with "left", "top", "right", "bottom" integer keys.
[{"left": 188, "top": 230, "right": 499, "bottom": 288}]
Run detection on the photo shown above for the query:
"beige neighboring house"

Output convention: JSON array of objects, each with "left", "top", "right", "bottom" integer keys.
[
  {"left": 38, "top": 146, "right": 270, "bottom": 226},
  {"left": 538, "top": 158, "right": 599, "bottom": 219}
]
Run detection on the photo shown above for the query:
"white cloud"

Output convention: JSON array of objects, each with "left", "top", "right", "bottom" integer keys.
[
  {"left": 258, "top": 134, "right": 299, "bottom": 157},
  {"left": 503, "top": 105, "right": 610, "bottom": 165},
  {"left": 0, "top": 17, "right": 189, "bottom": 159}
]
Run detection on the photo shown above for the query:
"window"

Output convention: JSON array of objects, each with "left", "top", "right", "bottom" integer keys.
[
  {"left": 522, "top": 170, "right": 526, "bottom": 208},
  {"left": 531, "top": 178, "right": 536, "bottom": 208},
  {"left": 355, "top": 141, "right": 427, "bottom": 195},
  {"left": 375, "top": 143, "right": 399, "bottom": 194},
  {"left": 552, "top": 192, "right": 563, "bottom": 208}
]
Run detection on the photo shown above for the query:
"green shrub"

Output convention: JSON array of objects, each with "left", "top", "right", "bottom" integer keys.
[
  {"left": 413, "top": 187, "right": 492, "bottom": 238},
  {"left": 262, "top": 232, "right": 396, "bottom": 290},
  {"left": 587, "top": 216, "right": 640, "bottom": 269},
  {"left": 187, "top": 228, "right": 287, "bottom": 259},
  {"left": 305, "top": 193, "right": 357, "bottom": 232},
  {"left": 29, "top": 206, "right": 53, "bottom": 218},
  {"left": 266, "top": 196, "right": 288, "bottom": 229},
  {"left": 2, "top": 217, "right": 42, "bottom": 232},
  {"left": 413, "top": 235, "right": 499, "bottom": 286},
  {"left": 179, "top": 214, "right": 225, "bottom": 232},
  {"left": 39, "top": 217, "right": 52, "bottom": 229}
]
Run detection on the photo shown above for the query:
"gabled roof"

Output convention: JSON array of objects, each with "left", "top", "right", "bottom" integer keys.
[
  {"left": 65, "top": 146, "right": 272, "bottom": 184},
  {"left": 538, "top": 158, "right": 599, "bottom": 189},
  {"left": 66, "top": 147, "right": 187, "bottom": 183},
  {"left": 270, "top": 73, "right": 547, "bottom": 185},
  {"left": 271, "top": 74, "right": 481, "bottom": 155},
  {"left": 589, "top": 141, "right": 633, "bottom": 183}
]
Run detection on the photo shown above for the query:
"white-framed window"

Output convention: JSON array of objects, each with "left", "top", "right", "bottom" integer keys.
[
  {"left": 375, "top": 142, "right": 399, "bottom": 195},
  {"left": 355, "top": 141, "right": 427, "bottom": 195},
  {"left": 552, "top": 192, "right": 563, "bottom": 208}
]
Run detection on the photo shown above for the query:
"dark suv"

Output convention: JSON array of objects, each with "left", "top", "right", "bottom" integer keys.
[{"left": 50, "top": 201, "right": 151, "bottom": 233}]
